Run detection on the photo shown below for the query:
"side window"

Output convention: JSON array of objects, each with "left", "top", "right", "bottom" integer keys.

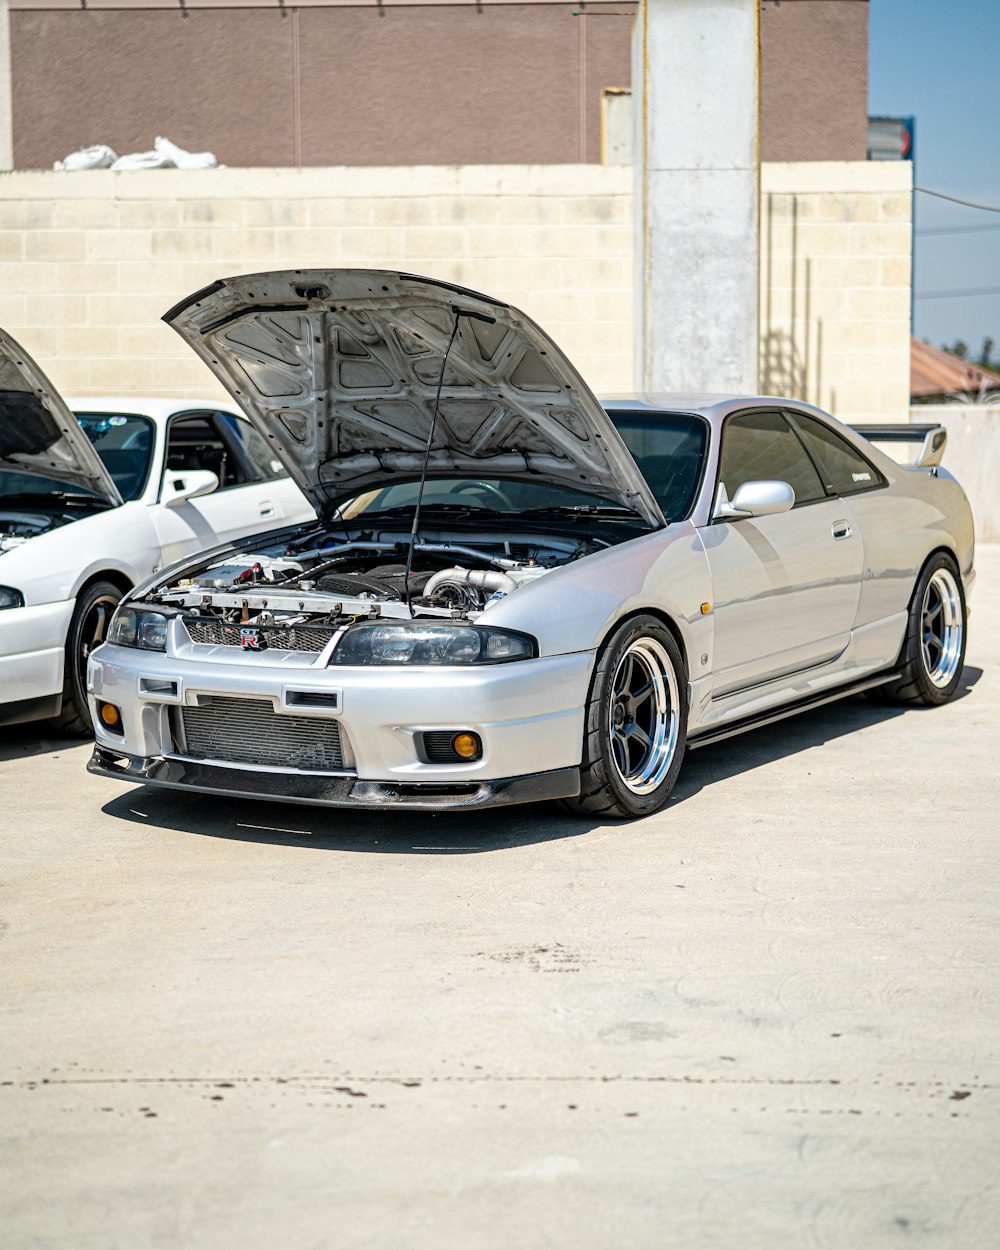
[
  {"left": 718, "top": 410, "right": 826, "bottom": 508},
  {"left": 787, "top": 411, "right": 885, "bottom": 496},
  {"left": 164, "top": 414, "right": 252, "bottom": 493},
  {"left": 216, "top": 412, "right": 285, "bottom": 483}
]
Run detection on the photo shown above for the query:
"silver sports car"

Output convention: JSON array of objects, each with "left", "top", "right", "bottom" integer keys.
[{"left": 87, "top": 270, "right": 974, "bottom": 818}]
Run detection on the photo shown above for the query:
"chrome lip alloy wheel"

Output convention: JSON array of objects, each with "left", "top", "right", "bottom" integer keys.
[
  {"left": 921, "top": 568, "right": 963, "bottom": 688},
  {"left": 608, "top": 638, "right": 680, "bottom": 795}
]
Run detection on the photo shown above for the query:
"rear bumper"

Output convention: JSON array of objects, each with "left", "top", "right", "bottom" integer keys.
[{"left": 88, "top": 746, "right": 580, "bottom": 811}]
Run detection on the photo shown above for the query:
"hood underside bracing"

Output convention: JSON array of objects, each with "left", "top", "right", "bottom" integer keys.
[
  {"left": 0, "top": 328, "right": 122, "bottom": 505},
  {"left": 163, "top": 269, "right": 664, "bottom": 529}
]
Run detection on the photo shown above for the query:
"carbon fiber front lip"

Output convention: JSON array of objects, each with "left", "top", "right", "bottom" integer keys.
[{"left": 88, "top": 747, "right": 580, "bottom": 811}]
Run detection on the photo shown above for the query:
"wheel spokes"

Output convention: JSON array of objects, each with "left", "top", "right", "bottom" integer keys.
[
  {"left": 625, "top": 721, "right": 651, "bottom": 748},
  {"left": 614, "top": 653, "right": 634, "bottom": 700},
  {"left": 610, "top": 729, "right": 629, "bottom": 775},
  {"left": 920, "top": 569, "right": 964, "bottom": 689},
  {"left": 631, "top": 678, "right": 655, "bottom": 708},
  {"left": 91, "top": 603, "right": 110, "bottom": 646},
  {"left": 606, "top": 638, "right": 681, "bottom": 796}
]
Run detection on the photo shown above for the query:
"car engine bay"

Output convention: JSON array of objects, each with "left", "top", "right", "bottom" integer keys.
[
  {"left": 0, "top": 508, "right": 79, "bottom": 555},
  {"left": 146, "top": 521, "right": 617, "bottom": 640}
]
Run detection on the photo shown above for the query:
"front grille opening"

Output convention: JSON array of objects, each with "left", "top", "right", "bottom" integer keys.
[
  {"left": 171, "top": 696, "right": 352, "bottom": 773},
  {"left": 421, "top": 730, "right": 483, "bottom": 764},
  {"left": 183, "top": 619, "right": 336, "bottom": 654}
]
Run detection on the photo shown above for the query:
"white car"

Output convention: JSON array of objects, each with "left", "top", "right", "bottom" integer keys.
[{"left": 0, "top": 328, "right": 315, "bottom": 732}]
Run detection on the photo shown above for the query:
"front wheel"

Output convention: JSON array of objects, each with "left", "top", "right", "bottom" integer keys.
[
  {"left": 563, "top": 615, "right": 688, "bottom": 819},
  {"left": 877, "top": 553, "right": 966, "bottom": 707},
  {"left": 48, "top": 580, "right": 123, "bottom": 735}
]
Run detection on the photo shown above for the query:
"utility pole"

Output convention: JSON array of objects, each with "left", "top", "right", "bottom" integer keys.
[{"left": 634, "top": 0, "right": 761, "bottom": 394}]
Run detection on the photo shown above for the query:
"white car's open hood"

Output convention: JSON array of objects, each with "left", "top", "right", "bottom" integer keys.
[
  {"left": 0, "top": 328, "right": 123, "bottom": 506},
  {"left": 163, "top": 270, "right": 665, "bottom": 528}
]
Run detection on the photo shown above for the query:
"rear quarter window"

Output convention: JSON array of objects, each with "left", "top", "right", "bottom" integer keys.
[{"left": 787, "top": 411, "right": 885, "bottom": 497}]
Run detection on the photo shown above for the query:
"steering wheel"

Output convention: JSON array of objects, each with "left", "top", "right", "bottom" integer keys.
[{"left": 453, "top": 481, "right": 514, "bottom": 509}]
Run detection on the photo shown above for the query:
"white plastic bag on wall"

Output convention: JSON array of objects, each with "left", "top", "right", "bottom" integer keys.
[
  {"left": 53, "top": 144, "right": 118, "bottom": 171},
  {"left": 154, "top": 135, "right": 218, "bottom": 169},
  {"left": 53, "top": 135, "right": 220, "bottom": 171},
  {"left": 109, "top": 149, "right": 175, "bottom": 171}
]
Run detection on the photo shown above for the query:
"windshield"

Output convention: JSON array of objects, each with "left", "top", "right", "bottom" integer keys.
[
  {"left": 345, "top": 478, "right": 626, "bottom": 518},
  {"left": 606, "top": 410, "right": 708, "bottom": 520},
  {"left": 75, "top": 412, "right": 154, "bottom": 501},
  {"left": 0, "top": 412, "right": 154, "bottom": 504},
  {"left": 0, "top": 469, "right": 105, "bottom": 502},
  {"left": 340, "top": 410, "right": 707, "bottom": 525}
]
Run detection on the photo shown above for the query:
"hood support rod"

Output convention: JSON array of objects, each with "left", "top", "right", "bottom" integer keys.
[{"left": 402, "top": 306, "right": 496, "bottom": 615}]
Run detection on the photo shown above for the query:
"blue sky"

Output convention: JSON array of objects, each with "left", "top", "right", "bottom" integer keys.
[{"left": 869, "top": 0, "right": 1000, "bottom": 357}]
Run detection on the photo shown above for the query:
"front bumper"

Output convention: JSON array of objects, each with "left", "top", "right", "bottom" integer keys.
[
  {"left": 86, "top": 639, "right": 593, "bottom": 808},
  {"left": 0, "top": 599, "right": 75, "bottom": 708},
  {"left": 88, "top": 746, "right": 580, "bottom": 811}
]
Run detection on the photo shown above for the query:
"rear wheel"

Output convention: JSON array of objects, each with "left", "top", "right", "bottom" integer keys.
[
  {"left": 563, "top": 615, "right": 688, "bottom": 819},
  {"left": 876, "top": 553, "right": 966, "bottom": 707},
  {"left": 48, "top": 580, "right": 123, "bottom": 735}
]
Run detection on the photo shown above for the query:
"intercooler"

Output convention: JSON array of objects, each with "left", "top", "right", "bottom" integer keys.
[{"left": 171, "top": 696, "right": 351, "bottom": 773}]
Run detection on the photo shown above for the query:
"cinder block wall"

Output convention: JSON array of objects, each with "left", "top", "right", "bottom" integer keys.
[
  {"left": 0, "top": 161, "right": 910, "bottom": 420},
  {"left": 760, "top": 162, "right": 913, "bottom": 420}
]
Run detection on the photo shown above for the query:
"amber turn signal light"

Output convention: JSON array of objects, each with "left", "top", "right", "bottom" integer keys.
[
  {"left": 452, "top": 732, "right": 481, "bottom": 760},
  {"left": 98, "top": 701, "right": 123, "bottom": 733}
]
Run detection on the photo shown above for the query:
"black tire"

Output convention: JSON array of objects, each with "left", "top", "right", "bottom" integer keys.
[
  {"left": 47, "top": 580, "right": 123, "bottom": 736},
  {"left": 563, "top": 615, "right": 688, "bottom": 819},
  {"left": 875, "top": 552, "right": 966, "bottom": 707}
]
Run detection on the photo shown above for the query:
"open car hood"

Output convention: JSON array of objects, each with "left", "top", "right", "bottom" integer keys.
[
  {"left": 163, "top": 270, "right": 665, "bottom": 528},
  {"left": 0, "top": 328, "right": 123, "bottom": 506}
]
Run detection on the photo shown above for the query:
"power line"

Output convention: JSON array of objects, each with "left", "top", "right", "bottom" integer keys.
[
  {"left": 916, "top": 223, "right": 1000, "bottom": 237},
  {"left": 916, "top": 186, "right": 1000, "bottom": 213},
  {"left": 915, "top": 286, "right": 1000, "bottom": 300}
]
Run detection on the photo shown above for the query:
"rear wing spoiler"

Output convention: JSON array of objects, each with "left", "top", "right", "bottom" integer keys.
[{"left": 848, "top": 423, "right": 948, "bottom": 469}]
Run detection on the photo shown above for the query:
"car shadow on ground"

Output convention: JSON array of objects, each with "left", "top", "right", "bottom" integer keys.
[
  {"left": 673, "top": 663, "right": 982, "bottom": 804},
  {"left": 90, "top": 665, "right": 984, "bottom": 855},
  {"left": 0, "top": 725, "right": 92, "bottom": 763}
]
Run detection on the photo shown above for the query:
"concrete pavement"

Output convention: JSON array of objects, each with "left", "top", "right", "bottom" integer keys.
[{"left": 2, "top": 548, "right": 998, "bottom": 1249}]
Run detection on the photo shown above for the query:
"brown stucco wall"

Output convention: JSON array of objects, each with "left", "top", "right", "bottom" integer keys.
[
  {"left": 11, "top": 9, "right": 297, "bottom": 169},
  {"left": 9, "top": 0, "right": 868, "bottom": 170},
  {"left": 760, "top": 0, "right": 870, "bottom": 161},
  {"left": 294, "top": 6, "right": 632, "bottom": 166}
]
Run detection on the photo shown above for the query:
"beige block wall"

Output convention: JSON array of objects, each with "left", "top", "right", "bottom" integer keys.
[
  {"left": 0, "top": 161, "right": 910, "bottom": 420},
  {"left": 761, "top": 162, "right": 913, "bottom": 420}
]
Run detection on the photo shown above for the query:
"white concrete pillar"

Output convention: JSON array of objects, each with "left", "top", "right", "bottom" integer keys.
[
  {"left": 634, "top": 0, "right": 760, "bottom": 394},
  {"left": 0, "top": 0, "right": 12, "bottom": 170}
]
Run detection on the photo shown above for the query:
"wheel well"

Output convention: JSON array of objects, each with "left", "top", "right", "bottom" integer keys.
[
  {"left": 910, "top": 545, "right": 960, "bottom": 606},
  {"left": 76, "top": 570, "right": 133, "bottom": 601},
  {"left": 597, "top": 608, "right": 689, "bottom": 676}
]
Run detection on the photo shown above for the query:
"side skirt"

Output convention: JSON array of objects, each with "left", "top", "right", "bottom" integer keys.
[
  {"left": 686, "top": 669, "right": 901, "bottom": 751},
  {"left": 0, "top": 693, "right": 63, "bottom": 727}
]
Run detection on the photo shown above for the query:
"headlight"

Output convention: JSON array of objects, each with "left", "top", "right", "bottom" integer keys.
[
  {"left": 0, "top": 586, "right": 24, "bottom": 610},
  {"left": 330, "top": 622, "right": 537, "bottom": 666},
  {"left": 107, "top": 605, "right": 169, "bottom": 652}
]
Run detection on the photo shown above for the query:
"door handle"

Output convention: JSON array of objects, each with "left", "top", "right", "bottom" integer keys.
[
  {"left": 259, "top": 501, "right": 275, "bottom": 518},
  {"left": 832, "top": 520, "right": 852, "bottom": 540}
]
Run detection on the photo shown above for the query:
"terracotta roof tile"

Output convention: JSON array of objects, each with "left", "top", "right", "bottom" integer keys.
[{"left": 911, "top": 338, "right": 1000, "bottom": 397}]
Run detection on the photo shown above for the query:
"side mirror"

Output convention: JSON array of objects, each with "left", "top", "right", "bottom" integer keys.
[
  {"left": 713, "top": 479, "right": 795, "bottom": 520},
  {"left": 163, "top": 468, "right": 219, "bottom": 507}
]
